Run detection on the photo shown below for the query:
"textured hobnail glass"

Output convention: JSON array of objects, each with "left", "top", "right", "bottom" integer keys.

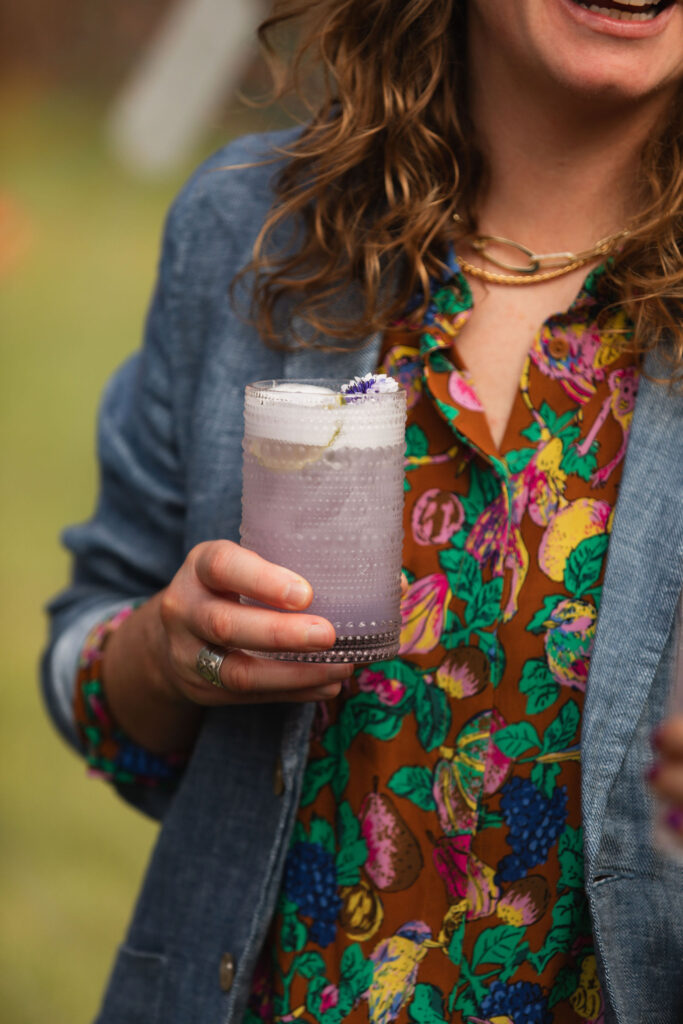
[{"left": 240, "top": 379, "right": 407, "bottom": 662}]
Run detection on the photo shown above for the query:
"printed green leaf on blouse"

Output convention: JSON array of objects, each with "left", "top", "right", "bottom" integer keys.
[
  {"left": 415, "top": 676, "right": 451, "bottom": 752},
  {"left": 529, "top": 889, "right": 591, "bottom": 973},
  {"left": 465, "top": 576, "right": 504, "bottom": 630},
  {"left": 408, "top": 983, "right": 449, "bottom": 1024},
  {"left": 519, "top": 658, "right": 560, "bottom": 715},
  {"left": 309, "top": 816, "right": 336, "bottom": 856},
  {"left": 541, "top": 700, "right": 581, "bottom": 754},
  {"left": 336, "top": 944, "right": 374, "bottom": 1016},
  {"left": 549, "top": 965, "right": 581, "bottom": 1008},
  {"left": 388, "top": 765, "right": 437, "bottom": 811},
  {"left": 531, "top": 761, "right": 561, "bottom": 801},
  {"left": 406, "top": 423, "right": 430, "bottom": 459},
  {"left": 564, "top": 533, "right": 609, "bottom": 597},
  {"left": 558, "top": 825, "right": 584, "bottom": 891},
  {"left": 461, "top": 462, "right": 501, "bottom": 526},
  {"left": 492, "top": 721, "right": 542, "bottom": 760},
  {"left": 505, "top": 446, "right": 536, "bottom": 475},
  {"left": 471, "top": 924, "right": 526, "bottom": 968},
  {"left": 560, "top": 440, "right": 598, "bottom": 482},
  {"left": 281, "top": 908, "right": 308, "bottom": 954},
  {"left": 526, "top": 595, "right": 566, "bottom": 635},
  {"left": 301, "top": 757, "right": 337, "bottom": 807},
  {"left": 335, "top": 802, "right": 368, "bottom": 887},
  {"left": 438, "top": 548, "right": 482, "bottom": 604}
]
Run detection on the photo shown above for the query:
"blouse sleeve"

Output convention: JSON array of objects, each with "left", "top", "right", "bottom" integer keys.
[{"left": 73, "top": 606, "right": 189, "bottom": 788}]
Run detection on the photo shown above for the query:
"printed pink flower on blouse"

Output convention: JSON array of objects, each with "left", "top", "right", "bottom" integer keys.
[{"left": 357, "top": 668, "right": 406, "bottom": 706}]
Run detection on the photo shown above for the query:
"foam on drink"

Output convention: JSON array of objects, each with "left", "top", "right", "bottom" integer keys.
[{"left": 244, "top": 379, "right": 404, "bottom": 451}]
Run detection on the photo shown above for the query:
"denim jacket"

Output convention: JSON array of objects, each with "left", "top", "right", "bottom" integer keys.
[{"left": 42, "top": 131, "right": 683, "bottom": 1024}]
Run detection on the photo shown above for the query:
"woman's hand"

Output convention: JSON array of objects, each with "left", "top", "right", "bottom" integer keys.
[
  {"left": 102, "top": 540, "right": 351, "bottom": 753},
  {"left": 157, "top": 540, "right": 350, "bottom": 705},
  {"left": 649, "top": 715, "right": 683, "bottom": 840}
]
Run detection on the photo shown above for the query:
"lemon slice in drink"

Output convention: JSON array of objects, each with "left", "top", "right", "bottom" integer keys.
[{"left": 247, "top": 384, "right": 344, "bottom": 471}]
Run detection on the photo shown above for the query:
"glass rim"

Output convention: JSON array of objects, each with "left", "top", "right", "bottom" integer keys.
[{"left": 245, "top": 378, "right": 405, "bottom": 400}]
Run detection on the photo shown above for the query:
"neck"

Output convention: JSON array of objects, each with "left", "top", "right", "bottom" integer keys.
[{"left": 466, "top": 26, "right": 673, "bottom": 252}]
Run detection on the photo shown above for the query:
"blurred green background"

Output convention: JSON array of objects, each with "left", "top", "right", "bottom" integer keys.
[{"left": 0, "top": 4, "right": 289, "bottom": 1020}]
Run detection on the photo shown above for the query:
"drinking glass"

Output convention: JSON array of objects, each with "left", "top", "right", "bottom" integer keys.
[{"left": 240, "top": 378, "right": 407, "bottom": 663}]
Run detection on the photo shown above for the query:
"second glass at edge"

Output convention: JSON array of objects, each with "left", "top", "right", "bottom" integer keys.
[{"left": 240, "top": 378, "right": 407, "bottom": 663}]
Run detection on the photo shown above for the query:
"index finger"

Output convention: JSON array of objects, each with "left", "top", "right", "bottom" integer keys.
[{"left": 193, "top": 541, "right": 313, "bottom": 611}]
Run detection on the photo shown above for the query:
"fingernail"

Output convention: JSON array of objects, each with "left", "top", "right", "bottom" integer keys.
[
  {"left": 285, "top": 579, "right": 311, "bottom": 607},
  {"left": 665, "top": 808, "right": 683, "bottom": 832},
  {"left": 306, "top": 623, "right": 333, "bottom": 649}
]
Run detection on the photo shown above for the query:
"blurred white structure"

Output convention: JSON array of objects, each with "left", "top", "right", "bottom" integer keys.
[{"left": 108, "top": 0, "right": 267, "bottom": 175}]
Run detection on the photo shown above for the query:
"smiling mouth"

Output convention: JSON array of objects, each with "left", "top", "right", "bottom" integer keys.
[{"left": 569, "top": 0, "right": 675, "bottom": 20}]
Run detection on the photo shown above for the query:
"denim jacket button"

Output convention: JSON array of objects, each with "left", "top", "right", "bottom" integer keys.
[
  {"left": 273, "top": 757, "right": 285, "bottom": 796},
  {"left": 219, "top": 952, "right": 235, "bottom": 992}
]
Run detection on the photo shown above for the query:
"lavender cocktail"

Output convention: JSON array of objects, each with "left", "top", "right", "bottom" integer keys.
[{"left": 240, "top": 376, "right": 406, "bottom": 662}]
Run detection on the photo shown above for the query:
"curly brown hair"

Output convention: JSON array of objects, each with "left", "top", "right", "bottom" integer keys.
[{"left": 238, "top": 0, "right": 683, "bottom": 383}]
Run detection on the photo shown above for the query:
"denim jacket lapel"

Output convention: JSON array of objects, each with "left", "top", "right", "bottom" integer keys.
[{"left": 581, "top": 351, "right": 683, "bottom": 869}]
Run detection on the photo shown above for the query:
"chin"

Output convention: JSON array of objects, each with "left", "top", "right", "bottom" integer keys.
[
  {"left": 548, "top": 58, "right": 683, "bottom": 105},
  {"left": 542, "top": 0, "right": 683, "bottom": 102}
]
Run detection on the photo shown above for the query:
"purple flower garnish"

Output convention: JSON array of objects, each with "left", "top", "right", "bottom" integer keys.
[{"left": 341, "top": 373, "right": 399, "bottom": 401}]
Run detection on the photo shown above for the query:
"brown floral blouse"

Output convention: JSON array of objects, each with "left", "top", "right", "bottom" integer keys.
[{"left": 246, "top": 262, "right": 639, "bottom": 1024}]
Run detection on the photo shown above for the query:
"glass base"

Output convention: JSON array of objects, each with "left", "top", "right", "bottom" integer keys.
[{"left": 266, "top": 630, "right": 400, "bottom": 665}]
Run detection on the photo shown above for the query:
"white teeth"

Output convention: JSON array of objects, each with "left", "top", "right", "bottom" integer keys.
[{"left": 580, "top": 2, "right": 659, "bottom": 19}]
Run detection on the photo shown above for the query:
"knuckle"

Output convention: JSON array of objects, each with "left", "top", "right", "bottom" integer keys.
[
  {"left": 206, "top": 604, "right": 231, "bottom": 645},
  {"left": 159, "top": 587, "right": 181, "bottom": 629},
  {"left": 250, "top": 561, "right": 274, "bottom": 598},
  {"left": 204, "top": 541, "right": 241, "bottom": 590},
  {"left": 268, "top": 616, "right": 296, "bottom": 650},
  {"left": 204, "top": 546, "right": 228, "bottom": 588}
]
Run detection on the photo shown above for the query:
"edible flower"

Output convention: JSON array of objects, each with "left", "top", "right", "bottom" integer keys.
[{"left": 341, "top": 372, "right": 399, "bottom": 400}]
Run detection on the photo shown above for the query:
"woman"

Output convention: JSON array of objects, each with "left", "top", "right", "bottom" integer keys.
[{"left": 42, "top": 2, "right": 683, "bottom": 1023}]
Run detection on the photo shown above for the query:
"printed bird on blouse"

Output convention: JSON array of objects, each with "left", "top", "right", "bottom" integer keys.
[
  {"left": 543, "top": 597, "right": 597, "bottom": 692},
  {"left": 366, "top": 920, "right": 436, "bottom": 1024}
]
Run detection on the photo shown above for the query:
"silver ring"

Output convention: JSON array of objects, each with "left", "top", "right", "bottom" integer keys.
[{"left": 196, "top": 645, "right": 229, "bottom": 689}]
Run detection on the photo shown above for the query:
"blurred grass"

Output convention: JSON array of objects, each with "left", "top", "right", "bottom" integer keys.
[{"left": 0, "top": 87, "right": 269, "bottom": 1023}]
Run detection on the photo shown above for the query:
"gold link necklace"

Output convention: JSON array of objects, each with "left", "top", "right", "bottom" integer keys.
[{"left": 453, "top": 218, "right": 629, "bottom": 286}]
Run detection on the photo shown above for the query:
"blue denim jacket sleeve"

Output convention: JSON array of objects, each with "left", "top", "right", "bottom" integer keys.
[
  {"left": 41, "top": 203, "right": 190, "bottom": 817},
  {"left": 41, "top": 128, "right": 305, "bottom": 820}
]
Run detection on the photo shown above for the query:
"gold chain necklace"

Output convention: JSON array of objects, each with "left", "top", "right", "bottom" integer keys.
[{"left": 453, "top": 220, "right": 629, "bottom": 286}]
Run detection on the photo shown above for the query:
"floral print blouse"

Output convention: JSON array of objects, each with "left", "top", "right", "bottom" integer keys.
[{"left": 245, "top": 261, "right": 639, "bottom": 1024}]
